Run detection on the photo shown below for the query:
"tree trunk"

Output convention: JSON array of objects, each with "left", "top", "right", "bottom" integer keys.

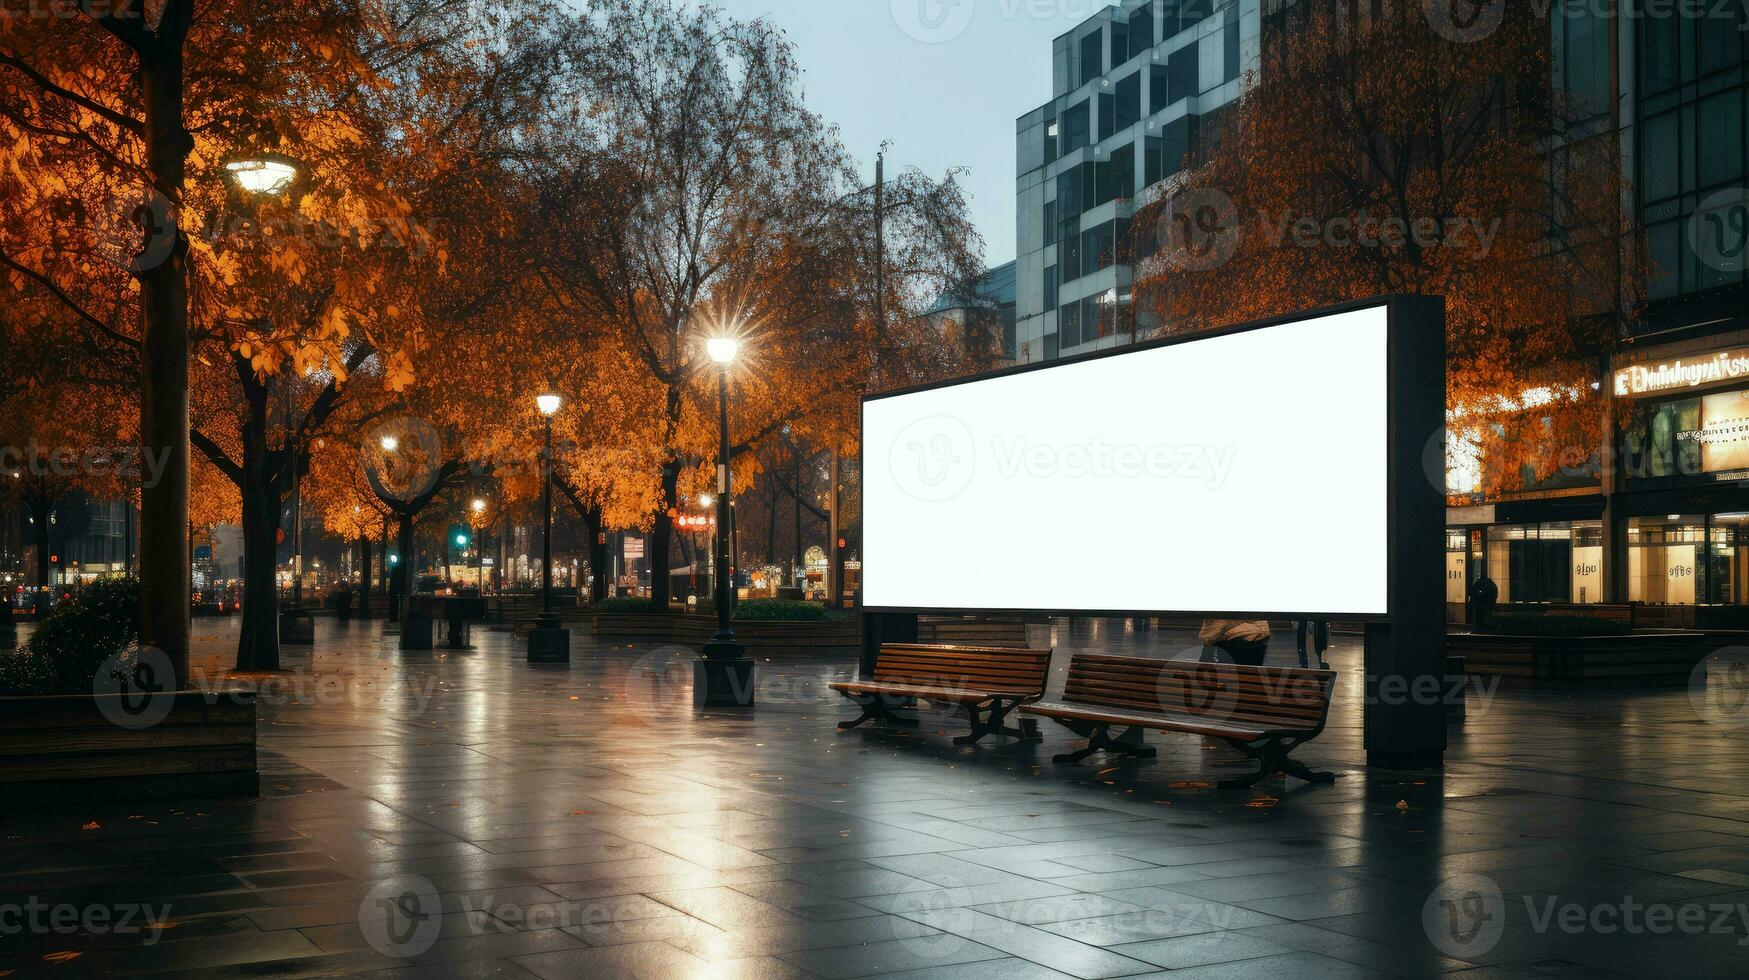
[
  {"left": 356, "top": 534, "right": 373, "bottom": 619},
  {"left": 391, "top": 512, "right": 414, "bottom": 620},
  {"left": 136, "top": 37, "right": 195, "bottom": 689},
  {"left": 649, "top": 459, "right": 680, "bottom": 610},
  {"left": 235, "top": 475, "right": 282, "bottom": 671},
  {"left": 589, "top": 529, "right": 609, "bottom": 603},
  {"left": 28, "top": 498, "right": 51, "bottom": 589}
]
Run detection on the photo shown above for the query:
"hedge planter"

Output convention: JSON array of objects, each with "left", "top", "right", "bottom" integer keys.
[
  {"left": 1451, "top": 630, "right": 1713, "bottom": 688},
  {"left": 0, "top": 690, "right": 258, "bottom": 805},
  {"left": 593, "top": 613, "right": 859, "bottom": 656}
]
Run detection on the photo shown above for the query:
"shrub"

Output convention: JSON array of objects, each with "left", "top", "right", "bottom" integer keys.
[
  {"left": 590, "top": 596, "right": 669, "bottom": 615},
  {"left": 1475, "top": 613, "right": 1632, "bottom": 638},
  {"left": 730, "top": 599, "right": 849, "bottom": 622},
  {"left": 0, "top": 577, "right": 143, "bottom": 696}
]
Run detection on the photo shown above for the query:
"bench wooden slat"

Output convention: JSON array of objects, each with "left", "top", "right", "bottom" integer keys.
[
  {"left": 835, "top": 643, "right": 1053, "bottom": 744},
  {"left": 1021, "top": 653, "right": 1338, "bottom": 782}
]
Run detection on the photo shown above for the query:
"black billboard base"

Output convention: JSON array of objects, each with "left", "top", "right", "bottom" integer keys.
[
  {"left": 694, "top": 654, "right": 755, "bottom": 707},
  {"left": 527, "top": 616, "right": 570, "bottom": 664},
  {"left": 860, "top": 612, "right": 919, "bottom": 678},
  {"left": 1367, "top": 750, "right": 1444, "bottom": 770}
]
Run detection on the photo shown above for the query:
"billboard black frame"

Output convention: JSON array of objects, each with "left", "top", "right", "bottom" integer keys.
[{"left": 858, "top": 294, "right": 1446, "bottom": 626}]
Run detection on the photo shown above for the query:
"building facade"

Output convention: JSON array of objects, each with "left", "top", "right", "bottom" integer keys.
[
  {"left": 1012, "top": 3, "right": 1747, "bottom": 612},
  {"left": 1448, "top": 5, "right": 1749, "bottom": 615},
  {"left": 1013, "top": 0, "right": 1255, "bottom": 363},
  {"left": 924, "top": 260, "right": 1018, "bottom": 363}
]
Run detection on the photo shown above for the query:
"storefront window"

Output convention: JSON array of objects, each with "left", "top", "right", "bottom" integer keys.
[
  {"left": 1483, "top": 521, "right": 1601, "bottom": 604},
  {"left": 1445, "top": 530, "right": 1468, "bottom": 604},
  {"left": 1628, "top": 516, "right": 1703, "bottom": 604}
]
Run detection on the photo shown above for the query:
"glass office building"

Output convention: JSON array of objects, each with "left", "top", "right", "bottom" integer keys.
[{"left": 1013, "top": 0, "right": 1253, "bottom": 363}]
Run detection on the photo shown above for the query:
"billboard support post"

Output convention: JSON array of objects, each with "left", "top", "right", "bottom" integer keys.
[
  {"left": 1365, "top": 295, "right": 1446, "bottom": 770},
  {"left": 860, "top": 612, "right": 917, "bottom": 679}
]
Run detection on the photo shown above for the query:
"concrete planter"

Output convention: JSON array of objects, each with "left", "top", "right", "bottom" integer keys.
[
  {"left": 1451, "top": 630, "right": 1713, "bottom": 688},
  {"left": 593, "top": 613, "right": 859, "bottom": 656},
  {"left": 0, "top": 690, "right": 258, "bottom": 805}
]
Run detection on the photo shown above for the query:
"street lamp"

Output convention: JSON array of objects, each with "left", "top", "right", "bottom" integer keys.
[
  {"left": 696, "top": 334, "right": 754, "bottom": 706},
  {"left": 528, "top": 393, "right": 569, "bottom": 663},
  {"left": 224, "top": 156, "right": 298, "bottom": 196},
  {"left": 230, "top": 155, "right": 310, "bottom": 645}
]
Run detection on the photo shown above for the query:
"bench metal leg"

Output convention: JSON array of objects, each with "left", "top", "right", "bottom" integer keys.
[
  {"left": 1051, "top": 723, "right": 1157, "bottom": 764},
  {"left": 953, "top": 700, "right": 1045, "bottom": 746},
  {"left": 837, "top": 694, "right": 921, "bottom": 731},
  {"left": 1218, "top": 737, "right": 1335, "bottom": 789}
]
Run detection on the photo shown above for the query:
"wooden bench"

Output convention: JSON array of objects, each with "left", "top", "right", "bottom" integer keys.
[
  {"left": 1022, "top": 653, "right": 1337, "bottom": 788},
  {"left": 830, "top": 644, "right": 1051, "bottom": 745}
]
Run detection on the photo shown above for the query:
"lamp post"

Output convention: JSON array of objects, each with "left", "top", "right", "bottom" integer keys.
[
  {"left": 230, "top": 154, "right": 315, "bottom": 647},
  {"left": 696, "top": 336, "right": 754, "bottom": 706},
  {"left": 472, "top": 497, "right": 488, "bottom": 591},
  {"left": 528, "top": 394, "right": 570, "bottom": 663}
]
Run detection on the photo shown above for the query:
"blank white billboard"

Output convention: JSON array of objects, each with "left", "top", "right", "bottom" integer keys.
[{"left": 861, "top": 303, "right": 1391, "bottom": 616}]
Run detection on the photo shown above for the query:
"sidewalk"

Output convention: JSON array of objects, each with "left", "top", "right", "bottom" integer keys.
[{"left": 1, "top": 619, "right": 1745, "bottom": 977}]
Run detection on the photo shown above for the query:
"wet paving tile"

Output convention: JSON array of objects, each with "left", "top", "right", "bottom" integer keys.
[{"left": 2, "top": 619, "right": 1746, "bottom": 977}]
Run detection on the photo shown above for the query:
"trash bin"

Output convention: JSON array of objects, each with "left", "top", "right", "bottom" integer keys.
[{"left": 279, "top": 608, "right": 315, "bottom": 645}]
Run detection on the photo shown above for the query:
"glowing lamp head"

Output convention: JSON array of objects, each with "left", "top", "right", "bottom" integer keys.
[
  {"left": 225, "top": 158, "right": 298, "bottom": 196},
  {"left": 699, "top": 494, "right": 714, "bottom": 508},
  {"left": 379, "top": 435, "right": 399, "bottom": 453},
  {"left": 536, "top": 393, "right": 562, "bottom": 416},
  {"left": 472, "top": 498, "right": 487, "bottom": 513},
  {"left": 706, "top": 337, "right": 740, "bottom": 365}
]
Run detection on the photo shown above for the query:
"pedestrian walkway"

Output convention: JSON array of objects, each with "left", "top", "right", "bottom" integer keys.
[{"left": 2, "top": 619, "right": 1745, "bottom": 977}]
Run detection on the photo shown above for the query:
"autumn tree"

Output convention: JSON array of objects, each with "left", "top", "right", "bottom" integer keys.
[
  {"left": 530, "top": 0, "right": 984, "bottom": 610},
  {"left": 1131, "top": 1, "right": 1641, "bottom": 495}
]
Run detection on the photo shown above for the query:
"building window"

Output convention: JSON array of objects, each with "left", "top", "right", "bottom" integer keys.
[
  {"left": 1056, "top": 168, "right": 1082, "bottom": 219},
  {"left": 1149, "top": 65, "right": 1172, "bottom": 115},
  {"left": 1628, "top": 516, "right": 1704, "bottom": 604},
  {"left": 1044, "top": 270, "right": 1057, "bottom": 311},
  {"left": 1098, "top": 93, "right": 1116, "bottom": 141},
  {"left": 1111, "top": 143, "right": 1134, "bottom": 200},
  {"left": 1128, "top": 6, "right": 1155, "bottom": 59},
  {"left": 1223, "top": 20, "right": 1240, "bottom": 85},
  {"left": 1079, "top": 30, "right": 1103, "bottom": 86},
  {"left": 1697, "top": 92, "right": 1743, "bottom": 188},
  {"left": 1110, "top": 20, "right": 1129, "bottom": 69},
  {"left": 1485, "top": 521, "right": 1603, "bottom": 605},
  {"left": 1061, "top": 101, "right": 1090, "bottom": 154},
  {"left": 1116, "top": 72, "right": 1141, "bottom": 131},
  {"left": 1168, "top": 43, "right": 1198, "bottom": 104},
  {"left": 1043, "top": 200, "right": 1057, "bottom": 246},
  {"left": 1059, "top": 301, "right": 1081, "bottom": 348},
  {"left": 1641, "top": 11, "right": 1681, "bottom": 95}
]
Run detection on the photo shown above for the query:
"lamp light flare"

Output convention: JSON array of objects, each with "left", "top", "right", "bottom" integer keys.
[
  {"left": 706, "top": 336, "right": 740, "bottom": 365},
  {"left": 379, "top": 435, "right": 399, "bottom": 452},
  {"left": 537, "top": 393, "right": 562, "bottom": 416},
  {"left": 225, "top": 158, "right": 297, "bottom": 195},
  {"left": 472, "top": 498, "right": 487, "bottom": 513}
]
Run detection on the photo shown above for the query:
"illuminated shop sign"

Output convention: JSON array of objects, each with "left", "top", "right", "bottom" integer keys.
[
  {"left": 1628, "top": 389, "right": 1749, "bottom": 478},
  {"left": 1614, "top": 350, "right": 1749, "bottom": 396}
]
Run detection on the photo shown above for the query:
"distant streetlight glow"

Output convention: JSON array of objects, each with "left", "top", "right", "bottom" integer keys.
[
  {"left": 379, "top": 435, "right": 398, "bottom": 452},
  {"left": 699, "top": 494, "right": 714, "bottom": 508},
  {"left": 472, "top": 498, "right": 487, "bottom": 513},
  {"left": 225, "top": 158, "right": 298, "bottom": 195},
  {"left": 537, "top": 393, "right": 562, "bottom": 416},
  {"left": 706, "top": 336, "right": 740, "bottom": 365}
]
